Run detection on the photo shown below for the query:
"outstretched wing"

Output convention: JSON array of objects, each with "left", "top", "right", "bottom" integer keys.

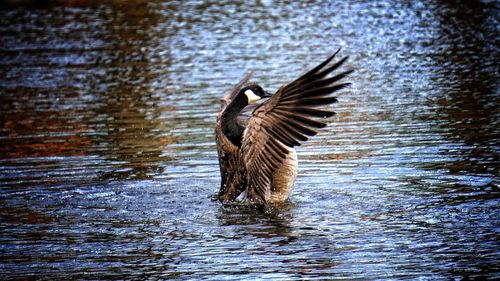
[
  {"left": 216, "top": 72, "right": 253, "bottom": 202},
  {"left": 242, "top": 49, "right": 352, "bottom": 202}
]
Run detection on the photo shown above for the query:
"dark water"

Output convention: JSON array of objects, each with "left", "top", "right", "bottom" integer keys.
[{"left": 0, "top": 0, "right": 499, "bottom": 279}]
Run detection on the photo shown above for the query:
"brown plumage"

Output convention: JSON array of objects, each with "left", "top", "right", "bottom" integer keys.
[{"left": 215, "top": 49, "right": 352, "bottom": 204}]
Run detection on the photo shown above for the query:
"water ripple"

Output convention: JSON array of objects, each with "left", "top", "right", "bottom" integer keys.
[{"left": 0, "top": 0, "right": 498, "bottom": 280}]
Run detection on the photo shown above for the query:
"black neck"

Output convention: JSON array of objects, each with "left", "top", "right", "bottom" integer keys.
[{"left": 221, "top": 94, "right": 247, "bottom": 147}]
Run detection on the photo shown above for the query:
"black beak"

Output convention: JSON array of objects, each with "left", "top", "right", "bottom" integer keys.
[{"left": 264, "top": 91, "right": 273, "bottom": 98}]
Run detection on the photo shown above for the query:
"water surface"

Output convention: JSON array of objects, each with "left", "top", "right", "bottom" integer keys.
[{"left": 0, "top": 1, "right": 499, "bottom": 280}]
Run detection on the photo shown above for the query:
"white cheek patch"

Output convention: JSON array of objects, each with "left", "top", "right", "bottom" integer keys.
[{"left": 245, "top": 89, "right": 261, "bottom": 103}]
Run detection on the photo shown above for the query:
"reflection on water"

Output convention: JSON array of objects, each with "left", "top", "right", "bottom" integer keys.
[
  {"left": 0, "top": 1, "right": 499, "bottom": 280},
  {"left": 427, "top": 0, "right": 498, "bottom": 177}
]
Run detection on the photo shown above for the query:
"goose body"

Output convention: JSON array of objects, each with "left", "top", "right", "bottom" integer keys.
[{"left": 216, "top": 50, "right": 352, "bottom": 204}]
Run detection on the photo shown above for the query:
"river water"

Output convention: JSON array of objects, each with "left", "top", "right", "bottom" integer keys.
[{"left": 0, "top": 1, "right": 498, "bottom": 280}]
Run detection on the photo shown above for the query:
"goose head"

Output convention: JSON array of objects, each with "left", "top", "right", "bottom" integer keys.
[{"left": 240, "top": 84, "right": 272, "bottom": 105}]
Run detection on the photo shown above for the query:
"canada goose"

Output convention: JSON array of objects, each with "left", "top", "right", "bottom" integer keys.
[{"left": 216, "top": 49, "right": 352, "bottom": 204}]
